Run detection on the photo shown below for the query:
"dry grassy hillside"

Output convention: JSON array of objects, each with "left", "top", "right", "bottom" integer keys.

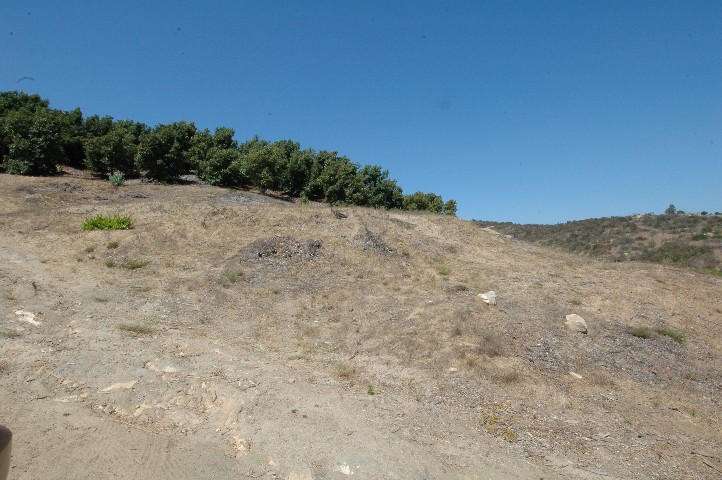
[
  {"left": 1, "top": 172, "right": 721, "bottom": 479},
  {"left": 475, "top": 214, "right": 722, "bottom": 272}
]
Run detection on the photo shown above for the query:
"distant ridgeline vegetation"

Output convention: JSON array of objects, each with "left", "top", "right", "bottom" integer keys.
[
  {"left": 0, "top": 91, "right": 456, "bottom": 215},
  {"left": 474, "top": 211, "right": 722, "bottom": 273}
]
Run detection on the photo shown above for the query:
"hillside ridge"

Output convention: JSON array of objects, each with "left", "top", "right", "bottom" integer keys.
[{"left": 1, "top": 173, "right": 721, "bottom": 479}]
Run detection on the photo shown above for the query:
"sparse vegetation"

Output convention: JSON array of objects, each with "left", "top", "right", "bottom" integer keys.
[
  {"left": 0, "top": 329, "right": 23, "bottom": 339},
  {"left": 436, "top": 265, "right": 451, "bottom": 276},
  {"left": 629, "top": 327, "right": 651, "bottom": 339},
  {"left": 474, "top": 212, "right": 721, "bottom": 271},
  {"left": 335, "top": 362, "right": 356, "bottom": 380},
  {"left": 82, "top": 214, "right": 133, "bottom": 231},
  {"left": 105, "top": 259, "right": 115, "bottom": 268},
  {"left": 218, "top": 268, "right": 244, "bottom": 287},
  {"left": 118, "top": 323, "right": 154, "bottom": 335},
  {"left": 0, "top": 358, "right": 12, "bottom": 372},
  {"left": 479, "top": 402, "right": 517, "bottom": 442},
  {"left": 106, "top": 241, "right": 120, "bottom": 249},
  {"left": 123, "top": 259, "right": 150, "bottom": 270},
  {"left": 655, "top": 327, "right": 685, "bottom": 343}
]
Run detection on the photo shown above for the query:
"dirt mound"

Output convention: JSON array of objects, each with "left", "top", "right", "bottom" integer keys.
[{"left": 244, "top": 236, "right": 323, "bottom": 261}]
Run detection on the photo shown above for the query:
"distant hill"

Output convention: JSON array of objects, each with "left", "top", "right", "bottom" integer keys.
[{"left": 474, "top": 213, "right": 722, "bottom": 273}]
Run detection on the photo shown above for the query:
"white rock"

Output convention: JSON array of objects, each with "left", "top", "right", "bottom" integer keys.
[
  {"left": 478, "top": 291, "right": 497, "bottom": 305},
  {"left": 101, "top": 380, "right": 137, "bottom": 392},
  {"left": 14, "top": 310, "right": 41, "bottom": 326},
  {"left": 565, "top": 314, "right": 588, "bottom": 334}
]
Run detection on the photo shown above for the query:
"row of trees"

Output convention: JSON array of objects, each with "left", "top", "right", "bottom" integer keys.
[{"left": 0, "top": 91, "right": 457, "bottom": 214}]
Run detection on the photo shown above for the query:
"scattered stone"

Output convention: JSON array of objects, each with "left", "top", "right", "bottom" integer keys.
[
  {"left": 478, "top": 291, "right": 497, "bottom": 305},
  {"left": 100, "top": 380, "right": 137, "bottom": 392},
  {"left": 14, "top": 310, "right": 40, "bottom": 326},
  {"left": 569, "top": 371, "right": 583, "bottom": 379},
  {"left": 287, "top": 378, "right": 295, "bottom": 384},
  {"left": 331, "top": 208, "right": 348, "bottom": 219},
  {"left": 565, "top": 314, "right": 588, "bottom": 334},
  {"left": 448, "top": 367, "right": 458, "bottom": 373}
]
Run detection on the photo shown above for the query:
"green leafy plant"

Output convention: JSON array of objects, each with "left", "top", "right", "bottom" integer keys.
[
  {"left": 109, "top": 173, "right": 125, "bottom": 187},
  {"left": 82, "top": 214, "right": 133, "bottom": 231}
]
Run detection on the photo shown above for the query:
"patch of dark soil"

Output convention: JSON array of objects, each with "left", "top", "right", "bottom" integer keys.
[
  {"left": 47, "top": 182, "right": 83, "bottom": 192},
  {"left": 220, "top": 192, "right": 287, "bottom": 206},
  {"left": 120, "top": 191, "right": 150, "bottom": 199},
  {"left": 331, "top": 208, "right": 348, "bottom": 219},
  {"left": 243, "top": 236, "right": 322, "bottom": 262},
  {"left": 356, "top": 227, "right": 394, "bottom": 255}
]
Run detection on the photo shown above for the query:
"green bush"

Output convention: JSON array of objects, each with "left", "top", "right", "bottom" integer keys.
[
  {"left": 82, "top": 215, "right": 133, "bottom": 231},
  {"left": 109, "top": 173, "right": 125, "bottom": 187}
]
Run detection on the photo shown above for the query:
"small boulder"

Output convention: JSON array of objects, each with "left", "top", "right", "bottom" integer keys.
[
  {"left": 478, "top": 291, "right": 497, "bottom": 305},
  {"left": 565, "top": 314, "right": 588, "bottom": 334}
]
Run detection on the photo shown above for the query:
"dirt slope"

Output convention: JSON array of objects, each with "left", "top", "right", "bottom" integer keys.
[{"left": 1, "top": 173, "right": 721, "bottom": 479}]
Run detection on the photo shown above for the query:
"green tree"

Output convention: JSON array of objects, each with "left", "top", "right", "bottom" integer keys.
[
  {"left": 83, "top": 114, "right": 114, "bottom": 138},
  {"left": 59, "top": 107, "right": 86, "bottom": 168},
  {"left": 403, "top": 191, "right": 446, "bottom": 213},
  {"left": 357, "top": 165, "right": 404, "bottom": 209},
  {"left": 2, "top": 107, "right": 66, "bottom": 175},
  {"left": 135, "top": 122, "right": 197, "bottom": 181},
  {"left": 665, "top": 204, "right": 677, "bottom": 215},
  {"left": 443, "top": 199, "right": 458, "bottom": 216},
  {"left": 1, "top": 91, "right": 53, "bottom": 172},
  {"left": 191, "top": 127, "right": 246, "bottom": 186},
  {"left": 84, "top": 123, "right": 138, "bottom": 176},
  {"left": 304, "top": 152, "right": 362, "bottom": 204}
]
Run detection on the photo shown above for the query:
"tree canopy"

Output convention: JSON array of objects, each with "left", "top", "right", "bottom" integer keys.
[{"left": 0, "top": 91, "right": 457, "bottom": 214}]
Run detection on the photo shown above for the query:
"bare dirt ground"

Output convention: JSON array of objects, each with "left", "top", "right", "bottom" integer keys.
[{"left": 1, "top": 173, "right": 721, "bottom": 479}]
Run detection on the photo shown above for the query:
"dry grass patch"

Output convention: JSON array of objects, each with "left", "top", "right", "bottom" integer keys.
[
  {"left": 0, "top": 329, "right": 24, "bottom": 339},
  {"left": 123, "top": 259, "right": 150, "bottom": 270},
  {"left": 335, "top": 361, "right": 357, "bottom": 380},
  {"left": 118, "top": 323, "right": 155, "bottom": 335},
  {"left": 0, "top": 358, "right": 12, "bottom": 372}
]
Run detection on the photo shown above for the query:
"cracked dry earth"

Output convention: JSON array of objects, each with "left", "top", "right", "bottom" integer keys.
[{"left": 1, "top": 173, "right": 721, "bottom": 479}]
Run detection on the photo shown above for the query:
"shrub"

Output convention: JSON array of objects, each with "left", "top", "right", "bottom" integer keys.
[
  {"left": 82, "top": 215, "right": 133, "bottom": 231},
  {"left": 123, "top": 259, "right": 150, "bottom": 270},
  {"left": 109, "top": 173, "right": 125, "bottom": 187},
  {"left": 628, "top": 327, "right": 651, "bottom": 339},
  {"left": 436, "top": 265, "right": 452, "bottom": 276},
  {"left": 655, "top": 327, "right": 684, "bottom": 343}
]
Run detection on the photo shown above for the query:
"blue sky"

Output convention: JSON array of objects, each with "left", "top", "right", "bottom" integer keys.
[{"left": 2, "top": 1, "right": 720, "bottom": 223}]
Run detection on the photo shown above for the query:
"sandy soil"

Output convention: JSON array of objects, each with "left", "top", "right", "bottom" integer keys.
[{"left": 1, "top": 173, "right": 721, "bottom": 479}]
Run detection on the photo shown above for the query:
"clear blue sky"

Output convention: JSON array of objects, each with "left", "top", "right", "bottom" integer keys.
[{"left": 3, "top": 1, "right": 720, "bottom": 223}]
